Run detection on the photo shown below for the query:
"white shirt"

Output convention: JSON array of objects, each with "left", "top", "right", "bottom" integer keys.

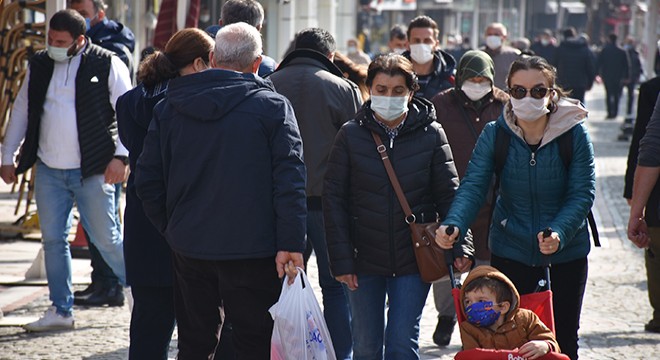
[{"left": 1, "top": 42, "right": 131, "bottom": 168}]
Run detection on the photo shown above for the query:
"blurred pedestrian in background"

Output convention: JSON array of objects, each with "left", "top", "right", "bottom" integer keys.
[
  {"left": 597, "top": 33, "right": 630, "bottom": 119},
  {"left": 347, "top": 37, "right": 372, "bottom": 65},
  {"left": 430, "top": 49, "right": 509, "bottom": 346},
  {"left": 531, "top": 29, "right": 557, "bottom": 63},
  {"left": 552, "top": 27, "right": 595, "bottom": 105},
  {"left": 481, "top": 22, "right": 521, "bottom": 90},
  {"left": 623, "top": 36, "right": 643, "bottom": 116},
  {"left": 324, "top": 53, "right": 472, "bottom": 360},
  {"left": 388, "top": 24, "right": 407, "bottom": 55}
]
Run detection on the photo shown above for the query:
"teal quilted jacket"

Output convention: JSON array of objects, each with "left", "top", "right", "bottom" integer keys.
[{"left": 444, "top": 98, "right": 595, "bottom": 266}]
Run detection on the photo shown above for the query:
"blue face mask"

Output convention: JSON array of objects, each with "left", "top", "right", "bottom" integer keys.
[
  {"left": 465, "top": 301, "right": 501, "bottom": 327},
  {"left": 85, "top": 17, "right": 92, "bottom": 31}
]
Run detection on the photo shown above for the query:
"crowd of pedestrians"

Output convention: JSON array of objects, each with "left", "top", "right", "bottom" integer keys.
[{"left": 1, "top": 0, "right": 659, "bottom": 359}]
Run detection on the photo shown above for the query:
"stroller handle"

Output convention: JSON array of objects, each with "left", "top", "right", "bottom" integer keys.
[
  {"left": 444, "top": 225, "right": 459, "bottom": 289},
  {"left": 540, "top": 227, "right": 553, "bottom": 291}
]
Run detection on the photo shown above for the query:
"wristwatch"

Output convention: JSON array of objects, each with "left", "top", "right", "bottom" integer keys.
[{"left": 113, "top": 155, "right": 129, "bottom": 165}]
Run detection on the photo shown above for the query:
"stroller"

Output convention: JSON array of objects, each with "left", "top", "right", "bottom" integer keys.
[{"left": 446, "top": 229, "right": 571, "bottom": 360}]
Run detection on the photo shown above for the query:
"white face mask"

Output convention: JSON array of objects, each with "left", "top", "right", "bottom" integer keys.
[
  {"left": 370, "top": 94, "right": 409, "bottom": 122},
  {"left": 347, "top": 46, "right": 357, "bottom": 54},
  {"left": 486, "top": 35, "right": 503, "bottom": 50},
  {"left": 409, "top": 43, "right": 434, "bottom": 64},
  {"left": 540, "top": 38, "right": 550, "bottom": 46},
  {"left": 393, "top": 47, "right": 406, "bottom": 55},
  {"left": 510, "top": 96, "right": 550, "bottom": 122},
  {"left": 461, "top": 81, "right": 492, "bottom": 101},
  {"left": 47, "top": 45, "right": 72, "bottom": 62}
]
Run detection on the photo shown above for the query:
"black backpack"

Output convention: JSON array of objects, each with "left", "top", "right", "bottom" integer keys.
[{"left": 492, "top": 125, "right": 600, "bottom": 246}]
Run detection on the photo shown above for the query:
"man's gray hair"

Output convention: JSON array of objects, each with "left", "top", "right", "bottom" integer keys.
[
  {"left": 221, "top": 0, "right": 264, "bottom": 28},
  {"left": 214, "top": 22, "right": 262, "bottom": 70}
]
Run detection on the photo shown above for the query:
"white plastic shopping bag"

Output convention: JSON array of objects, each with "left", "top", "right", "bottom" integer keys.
[{"left": 269, "top": 268, "right": 336, "bottom": 360}]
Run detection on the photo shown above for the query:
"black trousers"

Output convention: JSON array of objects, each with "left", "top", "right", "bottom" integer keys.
[
  {"left": 172, "top": 253, "right": 281, "bottom": 360},
  {"left": 129, "top": 286, "right": 176, "bottom": 360},
  {"left": 604, "top": 81, "right": 623, "bottom": 118},
  {"left": 491, "top": 255, "right": 588, "bottom": 360}
]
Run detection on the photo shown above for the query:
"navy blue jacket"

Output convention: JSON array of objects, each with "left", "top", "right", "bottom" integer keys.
[
  {"left": 116, "top": 82, "right": 172, "bottom": 287},
  {"left": 88, "top": 18, "right": 135, "bottom": 75},
  {"left": 135, "top": 69, "right": 307, "bottom": 260}
]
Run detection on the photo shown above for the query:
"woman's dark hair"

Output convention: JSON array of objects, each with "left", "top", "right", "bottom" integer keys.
[
  {"left": 506, "top": 55, "right": 568, "bottom": 113},
  {"left": 49, "top": 9, "right": 86, "bottom": 39},
  {"left": 137, "top": 28, "right": 214, "bottom": 88},
  {"left": 333, "top": 52, "right": 369, "bottom": 102},
  {"left": 366, "top": 54, "right": 419, "bottom": 92}
]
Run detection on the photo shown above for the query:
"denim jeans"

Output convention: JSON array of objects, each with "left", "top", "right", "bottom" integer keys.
[
  {"left": 346, "top": 273, "right": 431, "bottom": 360},
  {"left": 86, "top": 182, "right": 122, "bottom": 289},
  {"left": 307, "top": 209, "right": 353, "bottom": 360},
  {"left": 35, "top": 161, "right": 126, "bottom": 316}
]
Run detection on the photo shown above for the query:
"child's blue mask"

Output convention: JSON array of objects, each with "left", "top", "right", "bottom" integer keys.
[{"left": 465, "top": 301, "right": 501, "bottom": 327}]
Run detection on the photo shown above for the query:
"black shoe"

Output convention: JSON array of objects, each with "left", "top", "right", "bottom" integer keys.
[
  {"left": 433, "top": 315, "right": 457, "bottom": 347},
  {"left": 74, "top": 285, "right": 124, "bottom": 307},
  {"left": 73, "top": 283, "right": 96, "bottom": 299},
  {"left": 644, "top": 320, "right": 660, "bottom": 333}
]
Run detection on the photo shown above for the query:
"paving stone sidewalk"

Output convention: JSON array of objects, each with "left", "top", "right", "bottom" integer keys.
[{"left": 0, "top": 84, "right": 659, "bottom": 359}]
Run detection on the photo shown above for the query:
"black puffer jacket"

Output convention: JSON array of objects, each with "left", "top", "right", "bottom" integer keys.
[{"left": 324, "top": 97, "right": 467, "bottom": 277}]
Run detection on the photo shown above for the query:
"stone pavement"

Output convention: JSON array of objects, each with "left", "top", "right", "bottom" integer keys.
[{"left": 0, "top": 83, "right": 659, "bottom": 359}]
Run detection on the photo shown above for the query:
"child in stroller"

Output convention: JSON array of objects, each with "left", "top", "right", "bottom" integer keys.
[{"left": 457, "top": 265, "right": 565, "bottom": 360}]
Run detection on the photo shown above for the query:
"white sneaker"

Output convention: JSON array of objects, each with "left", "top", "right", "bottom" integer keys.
[{"left": 23, "top": 306, "right": 75, "bottom": 332}]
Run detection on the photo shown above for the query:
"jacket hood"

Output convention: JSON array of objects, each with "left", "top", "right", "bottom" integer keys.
[
  {"left": 455, "top": 50, "right": 495, "bottom": 88},
  {"left": 460, "top": 265, "right": 520, "bottom": 322},
  {"left": 501, "top": 96, "right": 588, "bottom": 146},
  {"left": 273, "top": 48, "right": 344, "bottom": 78},
  {"left": 357, "top": 96, "right": 436, "bottom": 134},
  {"left": 88, "top": 18, "right": 135, "bottom": 53},
  {"left": 166, "top": 69, "right": 274, "bottom": 122}
]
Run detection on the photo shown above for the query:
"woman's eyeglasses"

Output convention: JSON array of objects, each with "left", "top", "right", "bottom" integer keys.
[{"left": 508, "top": 86, "right": 552, "bottom": 100}]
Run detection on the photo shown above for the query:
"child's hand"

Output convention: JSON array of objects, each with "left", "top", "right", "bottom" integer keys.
[{"left": 517, "top": 340, "right": 550, "bottom": 360}]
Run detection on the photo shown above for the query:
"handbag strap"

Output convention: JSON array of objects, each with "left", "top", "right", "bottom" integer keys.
[{"left": 370, "top": 131, "right": 416, "bottom": 223}]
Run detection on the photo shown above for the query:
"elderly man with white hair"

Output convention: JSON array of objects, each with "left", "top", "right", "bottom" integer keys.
[{"left": 135, "top": 22, "right": 307, "bottom": 359}]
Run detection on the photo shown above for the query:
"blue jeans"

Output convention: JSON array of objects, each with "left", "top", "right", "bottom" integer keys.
[
  {"left": 35, "top": 161, "right": 126, "bottom": 316},
  {"left": 307, "top": 209, "right": 352, "bottom": 360},
  {"left": 346, "top": 273, "right": 430, "bottom": 360},
  {"left": 86, "top": 182, "right": 122, "bottom": 288}
]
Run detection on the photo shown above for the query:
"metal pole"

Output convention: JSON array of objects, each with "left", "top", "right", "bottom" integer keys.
[{"left": 643, "top": 0, "right": 658, "bottom": 77}]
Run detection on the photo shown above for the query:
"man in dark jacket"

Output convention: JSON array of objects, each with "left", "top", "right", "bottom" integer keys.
[
  {"left": 598, "top": 33, "right": 630, "bottom": 119},
  {"left": 552, "top": 27, "right": 596, "bottom": 105},
  {"left": 624, "top": 77, "right": 660, "bottom": 334},
  {"left": 268, "top": 27, "right": 362, "bottom": 360},
  {"left": 0, "top": 9, "right": 131, "bottom": 332},
  {"left": 69, "top": 0, "right": 135, "bottom": 307},
  {"left": 135, "top": 22, "right": 306, "bottom": 359},
  {"left": 530, "top": 29, "right": 557, "bottom": 62},
  {"left": 403, "top": 15, "right": 455, "bottom": 100}
]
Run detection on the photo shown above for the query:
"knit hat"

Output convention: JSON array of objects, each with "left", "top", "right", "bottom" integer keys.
[{"left": 455, "top": 50, "right": 495, "bottom": 89}]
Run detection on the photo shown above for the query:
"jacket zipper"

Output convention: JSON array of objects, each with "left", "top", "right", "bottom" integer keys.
[
  {"left": 529, "top": 148, "right": 540, "bottom": 265},
  {"left": 388, "top": 135, "right": 397, "bottom": 276}
]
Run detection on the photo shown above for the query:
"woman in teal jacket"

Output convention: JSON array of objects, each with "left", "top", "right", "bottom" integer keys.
[{"left": 436, "top": 56, "right": 595, "bottom": 360}]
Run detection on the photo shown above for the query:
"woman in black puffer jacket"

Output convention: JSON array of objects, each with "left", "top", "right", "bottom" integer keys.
[{"left": 323, "top": 54, "right": 473, "bottom": 360}]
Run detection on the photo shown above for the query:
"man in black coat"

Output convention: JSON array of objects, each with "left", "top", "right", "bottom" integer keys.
[
  {"left": 625, "top": 77, "right": 660, "bottom": 334},
  {"left": 552, "top": 27, "right": 596, "bottom": 105},
  {"left": 597, "top": 33, "right": 630, "bottom": 119},
  {"left": 623, "top": 37, "right": 643, "bottom": 115}
]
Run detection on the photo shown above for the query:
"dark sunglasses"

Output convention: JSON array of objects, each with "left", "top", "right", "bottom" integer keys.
[{"left": 508, "top": 86, "right": 553, "bottom": 100}]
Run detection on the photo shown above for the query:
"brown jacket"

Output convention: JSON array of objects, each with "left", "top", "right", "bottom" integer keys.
[
  {"left": 432, "top": 88, "right": 509, "bottom": 260},
  {"left": 459, "top": 266, "right": 560, "bottom": 352}
]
